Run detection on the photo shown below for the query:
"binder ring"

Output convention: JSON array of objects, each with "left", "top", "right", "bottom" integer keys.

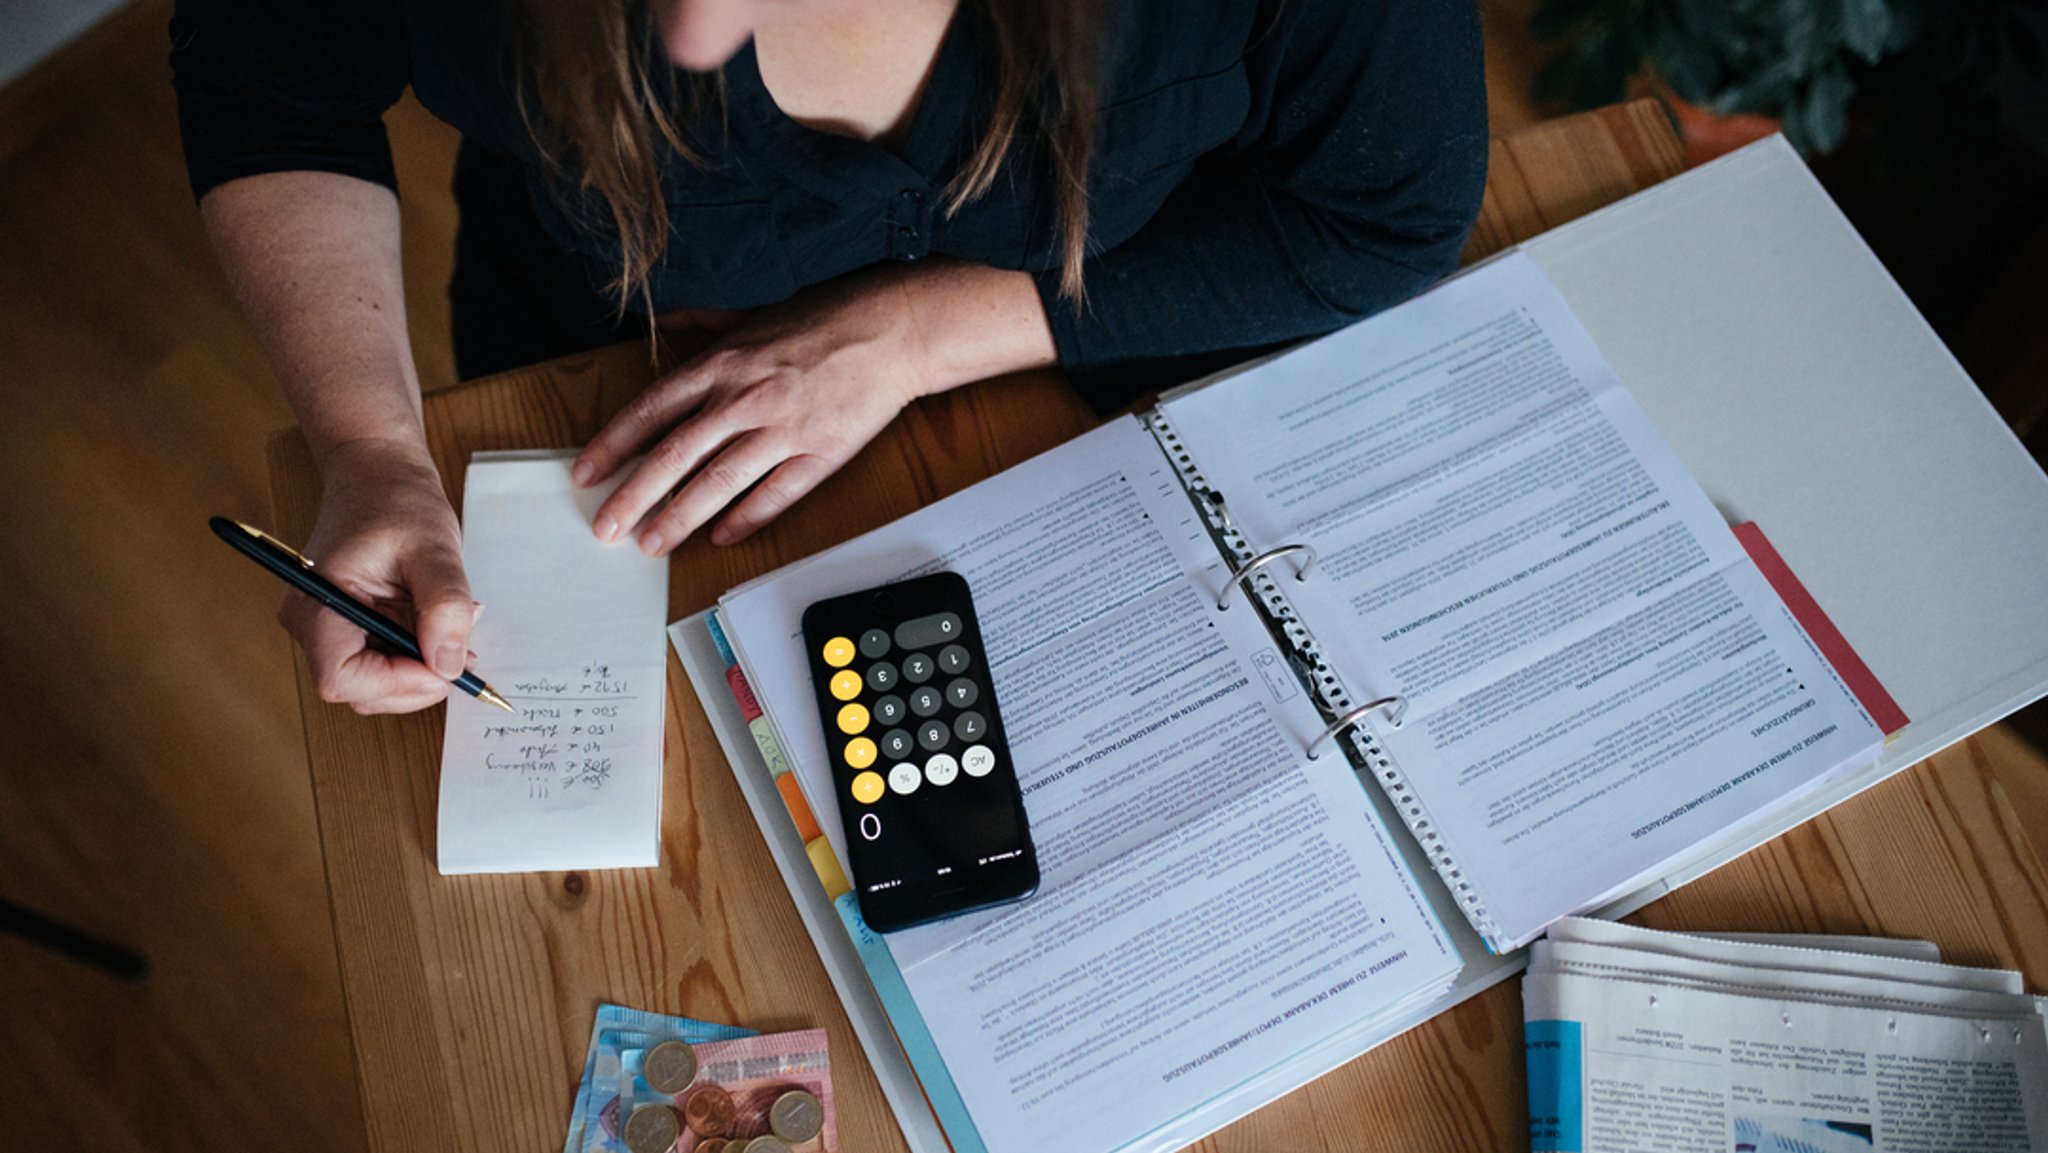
[
  {"left": 1305, "top": 696, "right": 1407, "bottom": 760},
  {"left": 1215, "top": 544, "right": 1316, "bottom": 610}
]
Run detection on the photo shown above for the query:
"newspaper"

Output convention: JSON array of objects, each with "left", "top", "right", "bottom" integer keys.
[{"left": 1522, "top": 918, "right": 2048, "bottom": 1152}]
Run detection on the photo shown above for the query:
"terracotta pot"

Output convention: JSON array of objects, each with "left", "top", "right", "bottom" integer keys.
[{"left": 1663, "top": 92, "right": 1783, "bottom": 167}]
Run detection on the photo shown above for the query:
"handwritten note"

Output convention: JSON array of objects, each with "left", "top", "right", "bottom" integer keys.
[{"left": 437, "top": 451, "right": 669, "bottom": 874}]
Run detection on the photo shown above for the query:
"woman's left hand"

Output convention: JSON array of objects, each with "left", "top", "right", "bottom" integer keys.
[{"left": 573, "top": 261, "right": 1056, "bottom": 554}]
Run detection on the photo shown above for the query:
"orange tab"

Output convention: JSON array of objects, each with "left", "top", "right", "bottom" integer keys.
[{"left": 777, "top": 771, "right": 822, "bottom": 842}]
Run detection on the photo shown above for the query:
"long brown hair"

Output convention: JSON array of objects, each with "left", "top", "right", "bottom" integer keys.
[{"left": 511, "top": 0, "right": 1102, "bottom": 317}]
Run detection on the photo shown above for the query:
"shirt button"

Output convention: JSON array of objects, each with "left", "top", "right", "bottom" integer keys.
[
  {"left": 897, "top": 225, "right": 919, "bottom": 241},
  {"left": 901, "top": 188, "right": 924, "bottom": 203}
]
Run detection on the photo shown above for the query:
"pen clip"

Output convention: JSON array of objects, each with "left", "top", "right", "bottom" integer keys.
[{"left": 234, "top": 520, "right": 316, "bottom": 569}]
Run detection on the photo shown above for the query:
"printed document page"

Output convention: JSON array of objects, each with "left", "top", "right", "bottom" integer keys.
[
  {"left": 719, "top": 418, "right": 1458, "bottom": 1153},
  {"left": 437, "top": 451, "right": 670, "bottom": 874},
  {"left": 1157, "top": 253, "right": 1883, "bottom": 947},
  {"left": 1523, "top": 920, "right": 2048, "bottom": 1152}
]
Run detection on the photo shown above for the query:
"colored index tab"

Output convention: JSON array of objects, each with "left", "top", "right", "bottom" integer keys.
[
  {"left": 724, "top": 664, "right": 762, "bottom": 722},
  {"left": 807, "top": 837, "right": 851, "bottom": 899},
  {"left": 777, "top": 772, "right": 821, "bottom": 841}
]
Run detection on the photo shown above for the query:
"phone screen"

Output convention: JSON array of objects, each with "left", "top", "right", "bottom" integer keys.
[{"left": 801, "top": 573, "right": 1038, "bottom": 932}]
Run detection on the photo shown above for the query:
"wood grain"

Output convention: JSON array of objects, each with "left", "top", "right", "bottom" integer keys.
[{"left": 268, "top": 100, "right": 2048, "bottom": 1153}]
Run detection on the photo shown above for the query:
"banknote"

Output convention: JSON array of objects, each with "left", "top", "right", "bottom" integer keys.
[{"left": 563, "top": 1005, "right": 756, "bottom": 1153}]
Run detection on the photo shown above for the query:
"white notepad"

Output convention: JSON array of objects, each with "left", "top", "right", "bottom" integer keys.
[{"left": 436, "top": 450, "right": 669, "bottom": 874}]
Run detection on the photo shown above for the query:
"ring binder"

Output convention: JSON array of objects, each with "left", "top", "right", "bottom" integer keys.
[
  {"left": 1216, "top": 544, "right": 1316, "bottom": 611},
  {"left": 1305, "top": 695, "right": 1406, "bottom": 760},
  {"left": 1148, "top": 405, "right": 1511, "bottom": 947}
]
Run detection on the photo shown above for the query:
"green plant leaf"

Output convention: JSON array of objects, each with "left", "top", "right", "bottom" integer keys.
[
  {"left": 1842, "top": 0, "right": 1894, "bottom": 61},
  {"left": 1799, "top": 62, "right": 1854, "bottom": 151}
]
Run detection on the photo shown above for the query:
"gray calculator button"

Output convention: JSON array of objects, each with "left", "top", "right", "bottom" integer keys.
[
  {"left": 894, "top": 612, "right": 964, "bottom": 651},
  {"left": 902, "top": 653, "right": 935, "bottom": 683},
  {"left": 909, "top": 686, "right": 942, "bottom": 717},
  {"left": 859, "top": 629, "right": 891, "bottom": 658},
  {"left": 872, "top": 694, "right": 906, "bottom": 725},
  {"left": 938, "top": 644, "right": 971, "bottom": 674},
  {"left": 866, "top": 662, "right": 898, "bottom": 691},
  {"left": 881, "top": 728, "right": 914, "bottom": 760},
  {"left": 917, "top": 720, "right": 950, "bottom": 751},
  {"left": 944, "top": 677, "right": 978, "bottom": 708},
  {"left": 953, "top": 711, "right": 987, "bottom": 742}
]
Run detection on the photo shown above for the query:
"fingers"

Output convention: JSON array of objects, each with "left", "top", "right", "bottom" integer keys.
[
  {"left": 398, "top": 536, "right": 477, "bottom": 680},
  {"left": 637, "top": 432, "right": 788, "bottom": 555},
  {"left": 712, "top": 454, "right": 841, "bottom": 545},
  {"left": 284, "top": 590, "right": 452, "bottom": 712},
  {"left": 589, "top": 408, "right": 739, "bottom": 548},
  {"left": 573, "top": 362, "right": 717, "bottom": 491}
]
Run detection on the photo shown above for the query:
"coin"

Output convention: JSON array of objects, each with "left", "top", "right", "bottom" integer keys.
[
  {"left": 682, "top": 1083, "right": 737, "bottom": 1137},
  {"left": 696, "top": 1141, "right": 728, "bottom": 1153},
  {"left": 622, "top": 1103, "right": 680, "bottom": 1153},
  {"left": 643, "top": 1040, "right": 698, "bottom": 1095},
  {"left": 739, "top": 1138, "right": 793, "bottom": 1153},
  {"left": 768, "top": 1089, "right": 824, "bottom": 1143}
]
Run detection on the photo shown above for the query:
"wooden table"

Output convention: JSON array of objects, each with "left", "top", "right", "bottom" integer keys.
[{"left": 269, "top": 100, "right": 2048, "bottom": 1153}]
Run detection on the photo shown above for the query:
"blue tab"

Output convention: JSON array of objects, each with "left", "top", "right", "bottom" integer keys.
[
  {"left": 1525, "top": 1019, "right": 1583, "bottom": 1152},
  {"left": 706, "top": 610, "right": 738, "bottom": 667},
  {"left": 836, "top": 892, "right": 987, "bottom": 1153}
]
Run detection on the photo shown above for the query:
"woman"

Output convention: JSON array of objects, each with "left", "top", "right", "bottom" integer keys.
[{"left": 171, "top": 0, "right": 1487, "bottom": 715}]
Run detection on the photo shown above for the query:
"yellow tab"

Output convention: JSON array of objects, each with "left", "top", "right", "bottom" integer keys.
[
  {"left": 822, "top": 636, "right": 855, "bottom": 667},
  {"left": 836, "top": 702, "right": 870, "bottom": 735},
  {"left": 806, "top": 836, "right": 851, "bottom": 901},
  {"left": 844, "top": 737, "right": 877, "bottom": 769},
  {"left": 829, "top": 669, "right": 862, "bottom": 701},
  {"left": 850, "top": 769, "right": 885, "bottom": 804}
]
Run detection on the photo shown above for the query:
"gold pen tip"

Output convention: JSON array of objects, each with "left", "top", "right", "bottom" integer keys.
[{"left": 478, "top": 685, "right": 516, "bottom": 713}]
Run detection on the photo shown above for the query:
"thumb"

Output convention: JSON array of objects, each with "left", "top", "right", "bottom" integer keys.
[{"left": 401, "top": 538, "right": 475, "bottom": 680}]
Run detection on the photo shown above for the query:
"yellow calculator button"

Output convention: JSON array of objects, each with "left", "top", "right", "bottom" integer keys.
[
  {"left": 844, "top": 736, "right": 877, "bottom": 769},
  {"left": 822, "top": 636, "right": 856, "bottom": 667},
  {"left": 829, "top": 669, "right": 863, "bottom": 701},
  {"left": 837, "top": 702, "right": 871, "bottom": 735},
  {"left": 850, "top": 770, "right": 886, "bottom": 805}
]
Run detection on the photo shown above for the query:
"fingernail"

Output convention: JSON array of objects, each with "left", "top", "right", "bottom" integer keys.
[
  {"left": 595, "top": 514, "right": 619, "bottom": 542},
  {"left": 433, "top": 642, "right": 463, "bottom": 678},
  {"left": 709, "top": 526, "right": 732, "bottom": 546},
  {"left": 639, "top": 531, "right": 665, "bottom": 556},
  {"left": 470, "top": 602, "right": 486, "bottom": 624},
  {"left": 572, "top": 460, "right": 595, "bottom": 485}
]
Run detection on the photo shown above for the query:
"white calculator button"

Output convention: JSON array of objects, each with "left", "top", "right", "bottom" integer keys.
[
  {"left": 925, "top": 753, "right": 960, "bottom": 786},
  {"left": 962, "top": 744, "right": 996, "bottom": 777},
  {"left": 888, "top": 762, "right": 922, "bottom": 795}
]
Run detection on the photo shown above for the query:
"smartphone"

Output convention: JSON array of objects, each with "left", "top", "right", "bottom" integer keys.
[{"left": 800, "top": 572, "right": 1038, "bottom": 931}]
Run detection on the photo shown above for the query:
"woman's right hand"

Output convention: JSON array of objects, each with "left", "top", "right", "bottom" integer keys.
[{"left": 281, "top": 440, "right": 478, "bottom": 715}]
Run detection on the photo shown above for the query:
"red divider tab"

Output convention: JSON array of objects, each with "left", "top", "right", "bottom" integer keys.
[
  {"left": 724, "top": 663, "right": 763, "bottom": 722},
  {"left": 1734, "top": 522, "right": 1908, "bottom": 735}
]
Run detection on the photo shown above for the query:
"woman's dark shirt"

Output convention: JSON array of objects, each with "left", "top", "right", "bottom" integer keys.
[{"left": 169, "top": 0, "right": 1488, "bottom": 410}]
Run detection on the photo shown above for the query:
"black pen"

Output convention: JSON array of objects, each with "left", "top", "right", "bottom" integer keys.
[{"left": 209, "top": 516, "right": 515, "bottom": 712}]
